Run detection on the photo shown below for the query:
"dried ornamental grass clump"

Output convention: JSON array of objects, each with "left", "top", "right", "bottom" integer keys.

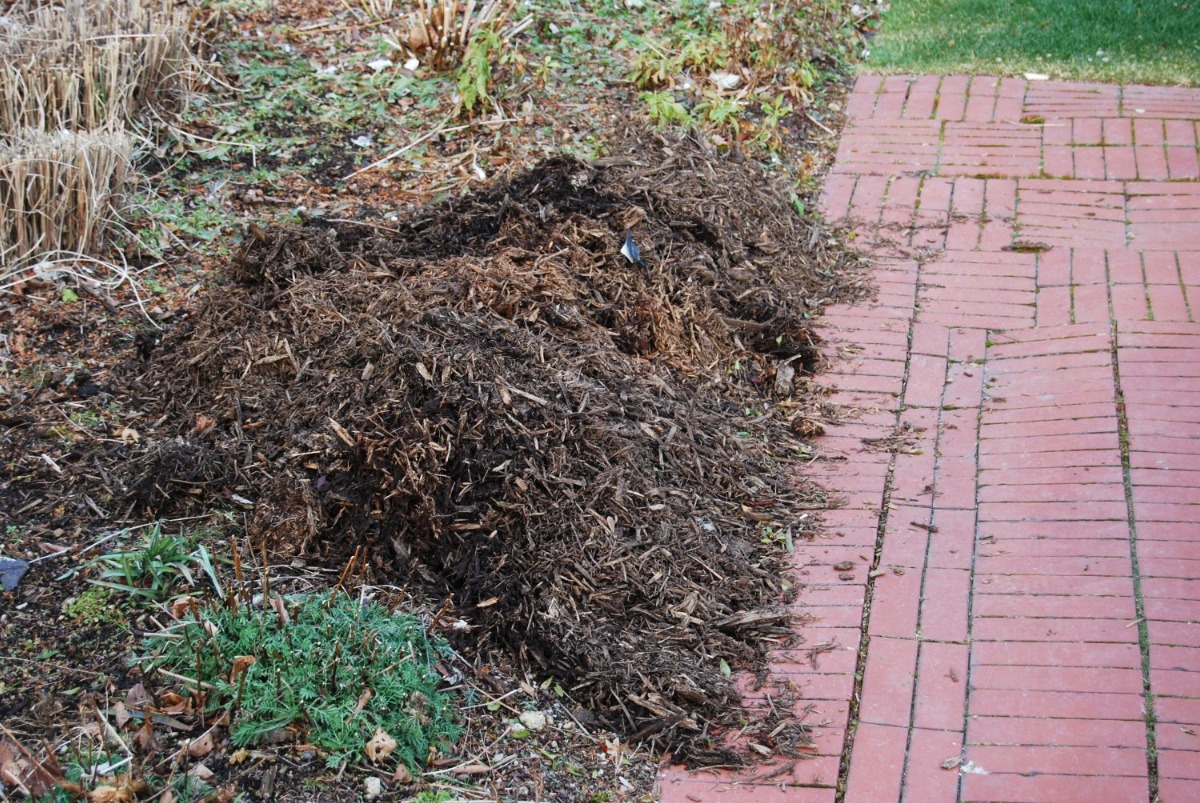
[
  {"left": 395, "top": 0, "right": 528, "bottom": 71},
  {"left": 0, "top": 127, "right": 132, "bottom": 266},
  {"left": 0, "top": 0, "right": 194, "bottom": 269},
  {"left": 0, "top": 0, "right": 195, "bottom": 134}
]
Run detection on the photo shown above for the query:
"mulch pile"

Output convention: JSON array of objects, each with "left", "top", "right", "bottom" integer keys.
[{"left": 120, "top": 126, "right": 867, "bottom": 744}]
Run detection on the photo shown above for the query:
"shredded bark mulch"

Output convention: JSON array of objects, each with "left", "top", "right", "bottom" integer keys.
[{"left": 10, "top": 127, "right": 869, "bottom": 756}]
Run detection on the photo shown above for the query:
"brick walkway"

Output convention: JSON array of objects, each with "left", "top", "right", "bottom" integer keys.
[{"left": 658, "top": 75, "right": 1200, "bottom": 802}]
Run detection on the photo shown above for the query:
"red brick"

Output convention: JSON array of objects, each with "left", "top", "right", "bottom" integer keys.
[
  {"left": 1151, "top": 644, "right": 1200, "bottom": 671},
  {"left": 976, "top": 519, "right": 1129, "bottom": 539},
  {"left": 936, "top": 75, "right": 969, "bottom": 120},
  {"left": 973, "top": 554, "right": 1131, "bottom": 575},
  {"left": 1042, "top": 144, "right": 1074, "bottom": 178},
  {"left": 1136, "top": 502, "right": 1200, "bottom": 523},
  {"left": 787, "top": 670, "right": 855, "bottom": 701},
  {"left": 1111, "top": 282, "right": 1151, "bottom": 320},
  {"left": 959, "top": 772, "right": 1148, "bottom": 802},
  {"left": 981, "top": 404, "right": 1119, "bottom": 434},
  {"left": 1105, "top": 146, "right": 1139, "bottom": 180},
  {"left": 909, "top": 321, "right": 951, "bottom": 356},
  {"left": 1036, "top": 285, "right": 1073, "bottom": 326},
  {"left": 1159, "top": 749, "right": 1200, "bottom": 781},
  {"left": 970, "top": 640, "right": 1141, "bottom": 668},
  {"left": 901, "top": 728, "right": 962, "bottom": 803},
  {"left": 971, "top": 593, "right": 1136, "bottom": 620},
  {"left": 973, "top": 573, "right": 1132, "bottom": 596},
  {"left": 932, "top": 456, "right": 977, "bottom": 509},
  {"left": 921, "top": 568, "right": 971, "bottom": 643},
  {"left": 987, "top": 325, "right": 1110, "bottom": 356},
  {"left": 927, "top": 508, "right": 976, "bottom": 570},
  {"left": 977, "top": 499, "right": 1128, "bottom": 522},
  {"left": 904, "top": 353, "right": 948, "bottom": 407},
  {"left": 1156, "top": 707, "right": 1200, "bottom": 747},
  {"left": 800, "top": 582, "right": 867, "bottom": 608},
  {"left": 963, "top": 744, "right": 1147, "bottom": 776},
  {"left": 903, "top": 76, "right": 940, "bottom": 119},
  {"left": 1157, "top": 696, "right": 1200, "bottom": 727},
  {"left": 859, "top": 636, "right": 918, "bottom": 726},
  {"left": 1160, "top": 778, "right": 1200, "bottom": 802},
  {"left": 971, "top": 616, "right": 1136, "bottom": 643},
  {"left": 968, "top": 689, "right": 1145, "bottom": 721},
  {"left": 914, "top": 642, "right": 969, "bottom": 730},
  {"left": 968, "top": 665, "right": 1144, "bottom": 694},
  {"left": 879, "top": 516, "right": 931, "bottom": 569},
  {"left": 1136, "top": 485, "right": 1200, "bottom": 506},
  {"left": 1134, "top": 117, "right": 1166, "bottom": 146},
  {"left": 977, "top": 480, "right": 1120, "bottom": 503},
  {"left": 978, "top": 464, "right": 1122, "bottom": 487},
  {"left": 978, "top": 535, "right": 1131, "bottom": 558},
  {"left": 1141, "top": 540, "right": 1200, "bottom": 561},
  {"left": 1136, "top": 145, "right": 1170, "bottom": 179},
  {"left": 977, "top": 448, "right": 1118, "bottom": 471},
  {"left": 868, "top": 570, "right": 922, "bottom": 638},
  {"left": 966, "top": 715, "right": 1147, "bottom": 747},
  {"left": 1127, "top": 434, "right": 1200, "bottom": 456},
  {"left": 843, "top": 723, "right": 907, "bottom": 802},
  {"left": 990, "top": 348, "right": 1114, "bottom": 375},
  {"left": 1143, "top": 578, "right": 1200, "bottom": 601},
  {"left": 1167, "top": 146, "right": 1200, "bottom": 179},
  {"left": 1147, "top": 282, "right": 1191, "bottom": 321},
  {"left": 1072, "top": 118, "right": 1104, "bottom": 146},
  {"left": 1150, "top": 620, "right": 1200, "bottom": 647},
  {"left": 986, "top": 371, "right": 1115, "bottom": 396},
  {"left": 1142, "top": 597, "right": 1200, "bottom": 624}
]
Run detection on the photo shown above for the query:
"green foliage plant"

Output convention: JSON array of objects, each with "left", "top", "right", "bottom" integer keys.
[
  {"left": 63, "top": 586, "right": 126, "bottom": 626},
  {"left": 457, "top": 29, "right": 502, "bottom": 115},
  {"left": 639, "top": 91, "right": 692, "bottom": 128},
  {"left": 87, "top": 523, "right": 224, "bottom": 605},
  {"left": 144, "top": 593, "right": 460, "bottom": 770}
]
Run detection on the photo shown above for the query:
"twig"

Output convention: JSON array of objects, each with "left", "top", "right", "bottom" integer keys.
[
  {"left": 804, "top": 111, "right": 835, "bottom": 135},
  {"left": 344, "top": 116, "right": 515, "bottom": 179}
]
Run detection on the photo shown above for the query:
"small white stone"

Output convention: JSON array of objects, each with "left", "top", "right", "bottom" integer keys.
[
  {"left": 364, "top": 776, "right": 383, "bottom": 799},
  {"left": 708, "top": 71, "right": 741, "bottom": 91},
  {"left": 624, "top": 0, "right": 645, "bottom": 8},
  {"left": 367, "top": 58, "right": 394, "bottom": 73},
  {"left": 519, "top": 710, "right": 548, "bottom": 731},
  {"left": 1023, "top": 72, "right": 1049, "bottom": 81}
]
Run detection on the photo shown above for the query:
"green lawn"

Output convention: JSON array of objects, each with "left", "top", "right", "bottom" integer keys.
[{"left": 863, "top": 0, "right": 1200, "bottom": 85}]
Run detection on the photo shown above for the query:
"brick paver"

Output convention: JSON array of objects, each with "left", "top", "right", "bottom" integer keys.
[{"left": 658, "top": 76, "right": 1200, "bottom": 802}]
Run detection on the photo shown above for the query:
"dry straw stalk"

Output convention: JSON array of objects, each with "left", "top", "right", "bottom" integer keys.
[
  {"left": 0, "top": 127, "right": 133, "bottom": 268},
  {"left": 0, "top": 0, "right": 195, "bottom": 135}
]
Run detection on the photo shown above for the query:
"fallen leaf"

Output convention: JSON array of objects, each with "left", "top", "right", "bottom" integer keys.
[
  {"left": 125, "top": 683, "right": 151, "bottom": 709},
  {"left": 132, "top": 717, "right": 155, "bottom": 755},
  {"left": 112, "top": 701, "right": 131, "bottom": 729},
  {"left": 230, "top": 655, "right": 257, "bottom": 685},
  {"left": 365, "top": 728, "right": 397, "bottom": 763},
  {"left": 193, "top": 415, "right": 216, "bottom": 436},
  {"left": 187, "top": 730, "right": 215, "bottom": 758},
  {"left": 941, "top": 755, "right": 962, "bottom": 770}
]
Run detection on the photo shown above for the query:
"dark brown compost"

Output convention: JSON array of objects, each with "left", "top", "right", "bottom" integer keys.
[{"left": 120, "top": 126, "right": 868, "bottom": 740}]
